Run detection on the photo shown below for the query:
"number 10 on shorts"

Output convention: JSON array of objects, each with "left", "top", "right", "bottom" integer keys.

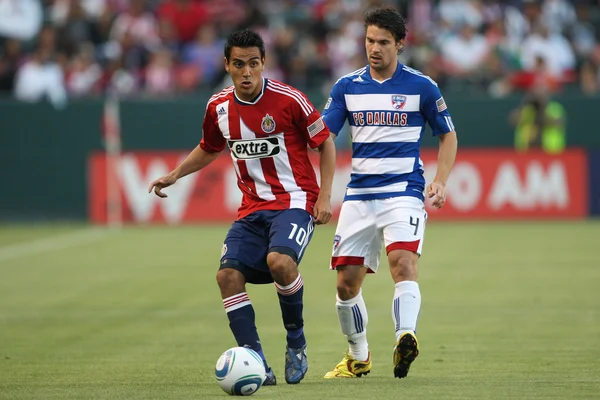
[{"left": 288, "top": 223, "right": 307, "bottom": 245}]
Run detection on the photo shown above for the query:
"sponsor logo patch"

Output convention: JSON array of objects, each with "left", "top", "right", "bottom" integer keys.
[{"left": 227, "top": 138, "right": 280, "bottom": 160}]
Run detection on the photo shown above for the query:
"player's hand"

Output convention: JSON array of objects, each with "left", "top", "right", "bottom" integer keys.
[
  {"left": 426, "top": 181, "right": 446, "bottom": 209},
  {"left": 313, "top": 195, "right": 332, "bottom": 225},
  {"left": 148, "top": 174, "right": 177, "bottom": 198}
]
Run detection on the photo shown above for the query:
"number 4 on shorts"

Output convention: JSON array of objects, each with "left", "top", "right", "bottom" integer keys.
[{"left": 409, "top": 216, "right": 419, "bottom": 236}]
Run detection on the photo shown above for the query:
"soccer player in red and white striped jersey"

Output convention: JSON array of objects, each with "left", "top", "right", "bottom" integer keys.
[
  {"left": 201, "top": 68, "right": 330, "bottom": 219},
  {"left": 148, "top": 29, "right": 336, "bottom": 386}
]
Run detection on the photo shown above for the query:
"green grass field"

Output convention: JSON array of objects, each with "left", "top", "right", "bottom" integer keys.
[{"left": 1, "top": 221, "right": 599, "bottom": 399}]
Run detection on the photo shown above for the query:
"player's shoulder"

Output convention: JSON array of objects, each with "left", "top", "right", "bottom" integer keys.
[
  {"left": 206, "top": 85, "right": 235, "bottom": 110},
  {"left": 265, "top": 79, "right": 313, "bottom": 115},
  {"left": 265, "top": 79, "right": 309, "bottom": 99},
  {"left": 333, "top": 66, "right": 368, "bottom": 88},
  {"left": 399, "top": 64, "right": 439, "bottom": 88}
]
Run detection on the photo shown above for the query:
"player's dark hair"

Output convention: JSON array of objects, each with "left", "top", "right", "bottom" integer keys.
[
  {"left": 364, "top": 8, "right": 408, "bottom": 50},
  {"left": 224, "top": 29, "right": 266, "bottom": 62}
]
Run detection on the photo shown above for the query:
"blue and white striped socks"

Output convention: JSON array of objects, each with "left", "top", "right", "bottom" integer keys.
[
  {"left": 392, "top": 281, "right": 421, "bottom": 341},
  {"left": 336, "top": 289, "right": 369, "bottom": 362}
]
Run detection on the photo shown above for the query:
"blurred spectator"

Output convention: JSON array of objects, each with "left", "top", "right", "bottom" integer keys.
[
  {"left": 510, "top": 86, "right": 566, "bottom": 154},
  {"left": 103, "top": 58, "right": 139, "bottom": 95},
  {"left": 0, "top": 0, "right": 43, "bottom": 41},
  {"left": 325, "top": 20, "right": 363, "bottom": 82},
  {"left": 437, "top": 0, "right": 483, "bottom": 29},
  {"left": 109, "top": 0, "right": 159, "bottom": 50},
  {"left": 440, "top": 23, "right": 491, "bottom": 80},
  {"left": 66, "top": 43, "right": 102, "bottom": 96},
  {"left": 542, "top": 0, "right": 577, "bottom": 34},
  {"left": 144, "top": 47, "right": 175, "bottom": 95},
  {"left": 156, "top": 18, "right": 179, "bottom": 54},
  {"left": 156, "top": 0, "right": 209, "bottom": 44},
  {"left": 203, "top": 0, "right": 247, "bottom": 33},
  {"left": 520, "top": 21, "right": 575, "bottom": 78},
  {"left": 51, "top": 0, "right": 108, "bottom": 24},
  {"left": 181, "top": 24, "right": 223, "bottom": 86},
  {"left": 518, "top": 54, "right": 561, "bottom": 91},
  {"left": 263, "top": 52, "right": 285, "bottom": 82},
  {"left": 0, "top": 38, "right": 22, "bottom": 92},
  {"left": 407, "top": 0, "right": 434, "bottom": 36},
  {"left": 580, "top": 39, "right": 600, "bottom": 93},
  {"left": 54, "top": 0, "right": 102, "bottom": 56},
  {"left": 504, "top": 0, "right": 543, "bottom": 47},
  {"left": 1, "top": 0, "right": 598, "bottom": 101},
  {"left": 14, "top": 45, "right": 67, "bottom": 108},
  {"left": 568, "top": 1, "right": 597, "bottom": 61}
]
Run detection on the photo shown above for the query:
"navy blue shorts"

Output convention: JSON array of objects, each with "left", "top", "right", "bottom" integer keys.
[{"left": 220, "top": 209, "right": 315, "bottom": 284}]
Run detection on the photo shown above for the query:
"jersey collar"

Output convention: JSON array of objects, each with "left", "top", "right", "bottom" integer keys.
[
  {"left": 234, "top": 78, "right": 267, "bottom": 105},
  {"left": 366, "top": 62, "right": 403, "bottom": 84}
]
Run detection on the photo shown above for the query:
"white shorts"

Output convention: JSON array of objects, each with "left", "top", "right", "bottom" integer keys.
[{"left": 330, "top": 197, "right": 427, "bottom": 273}]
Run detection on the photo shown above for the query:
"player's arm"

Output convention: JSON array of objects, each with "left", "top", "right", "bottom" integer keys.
[
  {"left": 314, "top": 134, "right": 336, "bottom": 224},
  {"left": 149, "top": 104, "right": 226, "bottom": 198},
  {"left": 423, "top": 86, "right": 458, "bottom": 209},
  {"left": 300, "top": 91, "right": 337, "bottom": 224},
  {"left": 429, "top": 131, "right": 457, "bottom": 208},
  {"left": 148, "top": 145, "right": 221, "bottom": 198},
  {"left": 321, "top": 80, "right": 348, "bottom": 138}
]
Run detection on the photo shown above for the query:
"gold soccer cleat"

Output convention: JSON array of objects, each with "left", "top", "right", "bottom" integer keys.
[
  {"left": 393, "top": 332, "right": 419, "bottom": 379},
  {"left": 323, "top": 351, "right": 372, "bottom": 378}
]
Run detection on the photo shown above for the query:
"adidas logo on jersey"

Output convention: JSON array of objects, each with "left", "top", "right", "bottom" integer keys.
[
  {"left": 227, "top": 137, "right": 280, "bottom": 160},
  {"left": 352, "top": 76, "right": 364, "bottom": 83},
  {"left": 217, "top": 107, "right": 226, "bottom": 116}
]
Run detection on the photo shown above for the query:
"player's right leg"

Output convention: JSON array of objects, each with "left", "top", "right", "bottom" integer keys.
[
  {"left": 267, "top": 208, "right": 315, "bottom": 384},
  {"left": 217, "top": 213, "right": 277, "bottom": 385},
  {"left": 380, "top": 197, "right": 426, "bottom": 379},
  {"left": 324, "top": 200, "right": 381, "bottom": 379}
]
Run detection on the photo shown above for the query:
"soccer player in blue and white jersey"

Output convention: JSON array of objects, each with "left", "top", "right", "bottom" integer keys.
[{"left": 322, "top": 8, "right": 458, "bottom": 379}]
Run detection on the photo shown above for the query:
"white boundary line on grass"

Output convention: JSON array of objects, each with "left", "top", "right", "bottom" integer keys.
[{"left": 0, "top": 228, "right": 111, "bottom": 263}]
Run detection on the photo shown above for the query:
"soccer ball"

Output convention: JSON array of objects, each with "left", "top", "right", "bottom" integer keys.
[{"left": 215, "top": 347, "right": 266, "bottom": 396}]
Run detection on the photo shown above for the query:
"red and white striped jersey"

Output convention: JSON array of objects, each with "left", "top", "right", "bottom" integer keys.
[{"left": 200, "top": 78, "right": 330, "bottom": 220}]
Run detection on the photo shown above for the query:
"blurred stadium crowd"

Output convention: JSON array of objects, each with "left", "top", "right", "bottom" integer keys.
[{"left": 1, "top": 0, "right": 599, "bottom": 106}]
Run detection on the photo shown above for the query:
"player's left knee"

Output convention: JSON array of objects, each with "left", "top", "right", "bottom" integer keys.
[{"left": 266, "top": 251, "right": 298, "bottom": 282}]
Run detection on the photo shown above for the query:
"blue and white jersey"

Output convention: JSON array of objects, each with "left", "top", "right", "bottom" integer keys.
[{"left": 323, "top": 63, "right": 455, "bottom": 202}]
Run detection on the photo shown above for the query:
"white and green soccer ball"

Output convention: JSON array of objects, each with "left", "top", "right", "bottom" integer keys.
[{"left": 215, "top": 347, "right": 266, "bottom": 396}]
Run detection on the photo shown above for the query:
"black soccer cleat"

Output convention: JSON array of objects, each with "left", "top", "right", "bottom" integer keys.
[
  {"left": 263, "top": 367, "right": 277, "bottom": 386},
  {"left": 393, "top": 332, "right": 420, "bottom": 379}
]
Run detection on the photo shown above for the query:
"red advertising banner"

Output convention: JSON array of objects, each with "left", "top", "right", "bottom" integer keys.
[{"left": 88, "top": 149, "right": 588, "bottom": 224}]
